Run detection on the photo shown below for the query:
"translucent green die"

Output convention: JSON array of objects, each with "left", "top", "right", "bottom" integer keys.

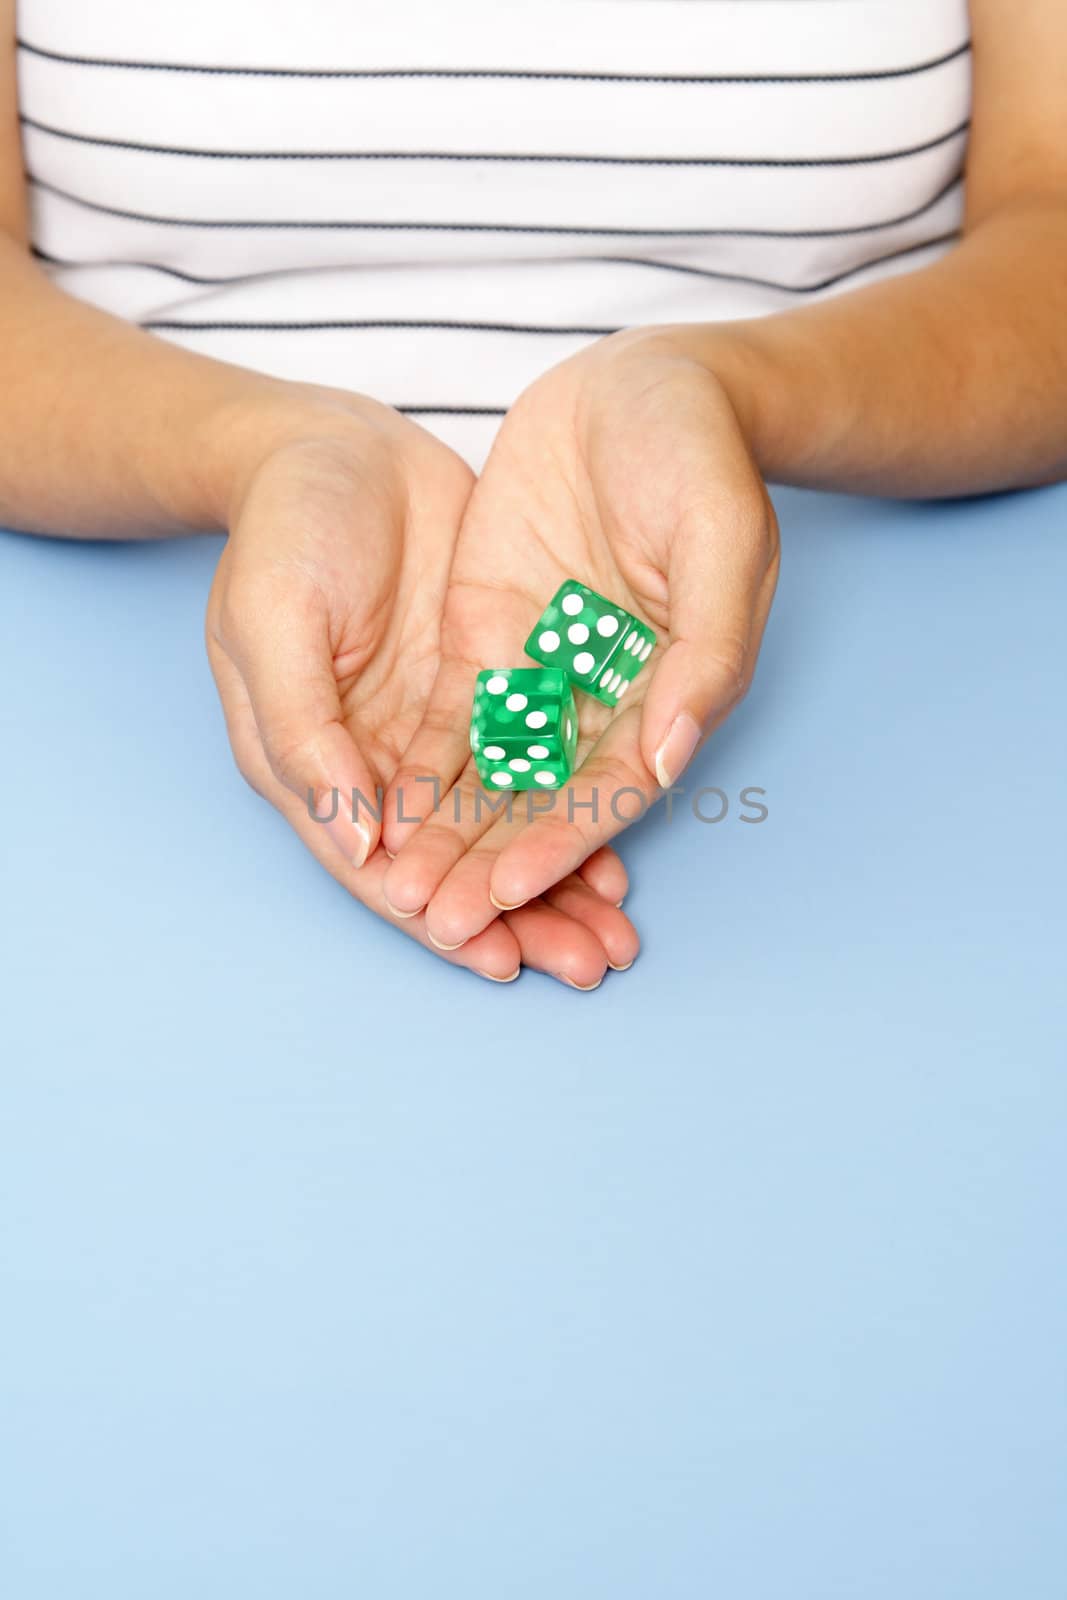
[
  {"left": 524, "top": 579, "right": 656, "bottom": 705},
  {"left": 470, "top": 667, "right": 579, "bottom": 791}
]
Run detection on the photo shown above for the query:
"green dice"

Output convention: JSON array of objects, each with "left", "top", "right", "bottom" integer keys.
[
  {"left": 524, "top": 579, "right": 656, "bottom": 705},
  {"left": 470, "top": 667, "right": 579, "bottom": 791}
]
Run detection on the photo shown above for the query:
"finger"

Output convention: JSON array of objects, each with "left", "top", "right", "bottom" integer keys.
[
  {"left": 213, "top": 570, "right": 383, "bottom": 866},
  {"left": 422, "top": 831, "right": 643, "bottom": 954},
  {"left": 638, "top": 439, "right": 780, "bottom": 791},
  {"left": 383, "top": 750, "right": 632, "bottom": 923},
  {"left": 383, "top": 768, "right": 633, "bottom": 934},
  {"left": 208, "top": 641, "right": 525, "bottom": 982},
  {"left": 380, "top": 653, "right": 480, "bottom": 859},
  {"left": 542, "top": 875, "right": 640, "bottom": 972},
  {"left": 422, "top": 746, "right": 649, "bottom": 948},
  {"left": 381, "top": 750, "right": 493, "bottom": 918},
  {"left": 487, "top": 707, "right": 659, "bottom": 913},
  {"left": 381, "top": 542, "right": 540, "bottom": 859},
  {"left": 577, "top": 845, "right": 630, "bottom": 907},
  {"left": 352, "top": 853, "right": 524, "bottom": 983},
  {"left": 500, "top": 898, "right": 613, "bottom": 992}
]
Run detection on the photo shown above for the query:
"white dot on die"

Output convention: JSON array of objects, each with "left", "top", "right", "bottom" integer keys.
[
  {"left": 609, "top": 672, "right": 622, "bottom": 694},
  {"left": 597, "top": 616, "right": 619, "bottom": 637},
  {"left": 491, "top": 772, "right": 513, "bottom": 786},
  {"left": 565, "top": 718, "right": 573, "bottom": 739},
  {"left": 562, "top": 593, "right": 583, "bottom": 616},
  {"left": 505, "top": 693, "right": 528, "bottom": 711},
  {"left": 573, "top": 651, "right": 595, "bottom": 674},
  {"left": 624, "top": 632, "right": 637, "bottom": 651},
  {"left": 534, "top": 771, "right": 557, "bottom": 785},
  {"left": 484, "top": 744, "right": 505, "bottom": 760},
  {"left": 538, "top": 630, "right": 559, "bottom": 653},
  {"left": 486, "top": 674, "right": 508, "bottom": 694},
  {"left": 525, "top": 710, "right": 548, "bottom": 729},
  {"left": 509, "top": 758, "right": 531, "bottom": 772},
  {"left": 601, "top": 668, "right": 613, "bottom": 687},
  {"left": 527, "top": 744, "right": 550, "bottom": 759},
  {"left": 639, "top": 640, "right": 653, "bottom": 662},
  {"left": 617, "top": 680, "right": 629, "bottom": 696},
  {"left": 567, "top": 622, "right": 589, "bottom": 645}
]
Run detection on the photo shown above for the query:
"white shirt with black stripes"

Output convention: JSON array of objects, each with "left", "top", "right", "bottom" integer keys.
[{"left": 17, "top": 0, "right": 972, "bottom": 469}]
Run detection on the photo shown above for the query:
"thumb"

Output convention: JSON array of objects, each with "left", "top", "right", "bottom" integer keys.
[
  {"left": 638, "top": 486, "right": 779, "bottom": 790},
  {"left": 220, "top": 577, "right": 383, "bottom": 868}
]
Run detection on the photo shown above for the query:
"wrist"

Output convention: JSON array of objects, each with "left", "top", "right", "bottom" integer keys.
[
  {"left": 618, "top": 321, "right": 783, "bottom": 475},
  {"left": 187, "top": 375, "right": 387, "bottom": 532}
]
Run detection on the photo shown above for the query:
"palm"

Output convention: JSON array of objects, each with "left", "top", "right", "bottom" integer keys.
[
  {"left": 383, "top": 333, "right": 778, "bottom": 949},
  {"left": 331, "top": 459, "right": 460, "bottom": 789},
  {"left": 379, "top": 356, "right": 672, "bottom": 947},
  {"left": 440, "top": 383, "right": 672, "bottom": 760}
]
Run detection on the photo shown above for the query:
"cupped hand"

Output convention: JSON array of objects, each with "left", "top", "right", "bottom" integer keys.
[
  {"left": 381, "top": 328, "right": 780, "bottom": 952},
  {"left": 205, "top": 390, "right": 638, "bottom": 986}
]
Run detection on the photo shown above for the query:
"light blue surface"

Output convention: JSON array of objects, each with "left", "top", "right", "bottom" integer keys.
[{"left": 2, "top": 484, "right": 1065, "bottom": 1598}]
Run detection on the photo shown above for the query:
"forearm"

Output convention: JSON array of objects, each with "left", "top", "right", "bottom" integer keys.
[
  {"left": 0, "top": 236, "right": 343, "bottom": 538},
  {"left": 672, "top": 199, "right": 1067, "bottom": 499}
]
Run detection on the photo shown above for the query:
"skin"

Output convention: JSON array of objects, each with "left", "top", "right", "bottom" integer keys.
[
  {"left": 3, "top": 1, "right": 1067, "bottom": 977},
  {"left": 383, "top": 0, "right": 1067, "bottom": 947}
]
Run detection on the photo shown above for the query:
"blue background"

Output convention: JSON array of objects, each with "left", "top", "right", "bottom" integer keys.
[{"left": 2, "top": 483, "right": 1065, "bottom": 1597}]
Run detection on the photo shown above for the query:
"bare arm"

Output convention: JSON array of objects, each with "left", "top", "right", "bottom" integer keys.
[
  {"left": 661, "top": 0, "right": 1067, "bottom": 498},
  {"left": 0, "top": 0, "right": 347, "bottom": 538}
]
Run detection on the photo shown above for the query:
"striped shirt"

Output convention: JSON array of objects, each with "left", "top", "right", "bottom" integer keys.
[{"left": 17, "top": 0, "right": 972, "bottom": 469}]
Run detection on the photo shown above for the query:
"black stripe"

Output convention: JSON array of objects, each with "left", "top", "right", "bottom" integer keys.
[
  {"left": 21, "top": 114, "right": 970, "bottom": 167},
  {"left": 594, "top": 231, "right": 962, "bottom": 294},
  {"left": 31, "top": 244, "right": 220, "bottom": 282},
  {"left": 397, "top": 407, "right": 507, "bottom": 417},
  {"left": 144, "top": 318, "right": 619, "bottom": 334},
  {"left": 28, "top": 172, "right": 963, "bottom": 240},
  {"left": 16, "top": 36, "right": 972, "bottom": 86},
  {"left": 34, "top": 230, "right": 960, "bottom": 294},
  {"left": 137, "top": 239, "right": 961, "bottom": 335}
]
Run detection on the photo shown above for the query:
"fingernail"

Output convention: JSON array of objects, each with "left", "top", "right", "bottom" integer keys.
[
  {"left": 615, "top": 899, "right": 626, "bottom": 909},
  {"left": 476, "top": 967, "right": 521, "bottom": 984},
  {"left": 320, "top": 788, "right": 372, "bottom": 868},
  {"left": 384, "top": 897, "right": 420, "bottom": 921},
  {"left": 654, "top": 712, "right": 702, "bottom": 789},
  {"left": 490, "top": 892, "right": 528, "bottom": 912},
  {"left": 608, "top": 958, "right": 635, "bottom": 972},
  {"left": 558, "top": 974, "right": 603, "bottom": 992},
  {"left": 428, "top": 930, "right": 467, "bottom": 952}
]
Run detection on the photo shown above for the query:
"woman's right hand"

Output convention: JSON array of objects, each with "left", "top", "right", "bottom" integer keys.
[{"left": 205, "top": 388, "right": 639, "bottom": 987}]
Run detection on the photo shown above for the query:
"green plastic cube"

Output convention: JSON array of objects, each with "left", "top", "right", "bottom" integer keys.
[
  {"left": 524, "top": 579, "right": 656, "bottom": 705},
  {"left": 470, "top": 667, "right": 579, "bottom": 791}
]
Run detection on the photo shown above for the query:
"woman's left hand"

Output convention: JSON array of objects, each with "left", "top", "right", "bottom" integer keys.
[{"left": 380, "top": 327, "right": 781, "bottom": 950}]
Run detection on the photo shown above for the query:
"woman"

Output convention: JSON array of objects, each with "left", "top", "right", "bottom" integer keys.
[{"left": 2, "top": 0, "right": 1064, "bottom": 988}]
